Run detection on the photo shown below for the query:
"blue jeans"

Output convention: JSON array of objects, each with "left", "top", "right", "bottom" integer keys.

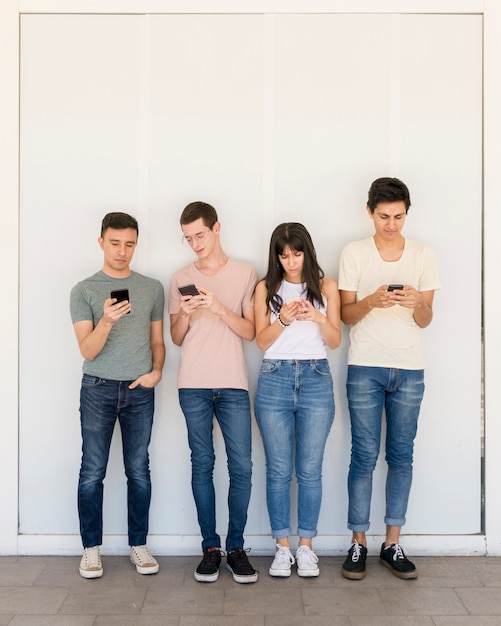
[
  {"left": 78, "top": 375, "right": 155, "bottom": 547},
  {"left": 346, "top": 366, "right": 425, "bottom": 532},
  {"left": 178, "top": 388, "right": 252, "bottom": 552},
  {"left": 254, "top": 359, "right": 334, "bottom": 539}
]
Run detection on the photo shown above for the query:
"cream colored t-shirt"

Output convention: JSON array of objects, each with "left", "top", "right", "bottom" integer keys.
[
  {"left": 169, "top": 258, "right": 257, "bottom": 389},
  {"left": 338, "top": 237, "right": 441, "bottom": 369}
]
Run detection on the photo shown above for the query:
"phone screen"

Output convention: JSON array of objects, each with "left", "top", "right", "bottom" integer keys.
[
  {"left": 178, "top": 284, "right": 200, "bottom": 296},
  {"left": 111, "top": 289, "right": 130, "bottom": 313}
]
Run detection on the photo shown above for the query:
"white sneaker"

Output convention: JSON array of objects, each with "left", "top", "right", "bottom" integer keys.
[
  {"left": 269, "top": 544, "right": 295, "bottom": 577},
  {"left": 130, "top": 545, "right": 159, "bottom": 575},
  {"left": 79, "top": 546, "right": 103, "bottom": 579},
  {"left": 296, "top": 545, "right": 319, "bottom": 577}
]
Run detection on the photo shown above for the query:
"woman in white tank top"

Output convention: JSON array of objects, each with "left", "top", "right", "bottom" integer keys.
[{"left": 254, "top": 222, "right": 341, "bottom": 578}]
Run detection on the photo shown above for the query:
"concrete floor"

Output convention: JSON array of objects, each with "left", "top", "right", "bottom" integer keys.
[{"left": 1, "top": 553, "right": 501, "bottom": 625}]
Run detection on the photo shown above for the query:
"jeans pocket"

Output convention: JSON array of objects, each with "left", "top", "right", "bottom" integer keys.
[
  {"left": 81, "top": 374, "right": 105, "bottom": 387},
  {"left": 312, "top": 360, "right": 331, "bottom": 377},
  {"left": 260, "top": 359, "right": 280, "bottom": 374}
]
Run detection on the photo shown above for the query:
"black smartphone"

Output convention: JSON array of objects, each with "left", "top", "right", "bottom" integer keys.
[
  {"left": 387, "top": 284, "right": 404, "bottom": 291},
  {"left": 178, "top": 284, "right": 200, "bottom": 296},
  {"left": 111, "top": 289, "right": 130, "bottom": 313}
]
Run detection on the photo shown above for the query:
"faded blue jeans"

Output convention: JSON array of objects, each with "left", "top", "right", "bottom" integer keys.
[
  {"left": 346, "top": 365, "right": 425, "bottom": 532},
  {"left": 255, "top": 359, "right": 335, "bottom": 539},
  {"left": 78, "top": 375, "right": 155, "bottom": 547},
  {"left": 178, "top": 388, "right": 252, "bottom": 552}
]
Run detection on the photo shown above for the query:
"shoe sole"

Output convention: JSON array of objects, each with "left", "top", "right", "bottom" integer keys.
[
  {"left": 226, "top": 564, "right": 258, "bottom": 583},
  {"left": 194, "top": 570, "right": 219, "bottom": 582},
  {"left": 379, "top": 558, "right": 418, "bottom": 579},
  {"left": 297, "top": 568, "right": 319, "bottom": 577},
  {"left": 133, "top": 563, "right": 160, "bottom": 575},
  {"left": 269, "top": 568, "right": 291, "bottom": 577},
  {"left": 341, "top": 568, "right": 366, "bottom": 580},
  {"left": 79, "top": 568, "right": 103, "bottom": 579}
]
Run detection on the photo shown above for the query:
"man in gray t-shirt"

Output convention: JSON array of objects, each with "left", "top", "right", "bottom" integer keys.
[{"left": 70, "top": 212, "right": 165, "bottom": 579}]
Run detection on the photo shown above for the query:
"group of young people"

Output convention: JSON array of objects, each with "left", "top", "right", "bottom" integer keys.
[{"left": 70, "top": 176, "right": 440, "bottom": 584}]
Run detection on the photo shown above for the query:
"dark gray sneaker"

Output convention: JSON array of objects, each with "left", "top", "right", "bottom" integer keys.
[
  {"left": 195, "top": 548, "right": 222, "bottom": 582},
  {"left": 379, "top": 543, "right": 418, "bottom": 579},
  {"left": 226, "top": 548, "right": 258, "bottom": 583},
  {"left": 341, "top": 541, "right": 367, "bottom": 580}
]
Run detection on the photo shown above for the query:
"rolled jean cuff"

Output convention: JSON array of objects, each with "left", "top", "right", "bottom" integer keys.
[
  {"left": 272, "top": 527, "right": 291, "bottom": 540},
  {"left": 347, "top": 522, "right": 370, "bottom": 533},
  {"left": 384, "top": 516, "right": 406, "bottom": 527},
  {"left": 297, "top": 528, "right": 317, "bottom": 539}
]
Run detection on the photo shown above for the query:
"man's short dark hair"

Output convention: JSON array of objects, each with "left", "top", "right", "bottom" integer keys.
[
  {"left": 180, "top": 201, "right": 218, "bottom": 229},
  {"left": 101, "top": 212, "right": 139, "bottom": 237},
  {"left": 367, "top": 177, "right": 411, "bottom": 213}
]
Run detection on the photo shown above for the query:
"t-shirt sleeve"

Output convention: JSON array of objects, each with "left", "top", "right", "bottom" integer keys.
[
  {"left": 69, "top": 284, "right": 93, "bottom": 324},
  {"left": 338, "top": 245, "right": 359, "bottom": 292},
  {"left": 168, "top": 274, "right": 182, "bottom": 315},
  {"left": 419, "top": 247, "right": 441, "bottom": 292},
  {"left": 241, "top": 265, "right": 258, "bottom": 310},
  {"left": 151, "top": 280, "right": 165, "bottom": 321}
]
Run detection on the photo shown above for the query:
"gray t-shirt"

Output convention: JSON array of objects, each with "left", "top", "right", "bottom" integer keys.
[{"left": 70, "top": 270, "right": 165, "bottom": 380}]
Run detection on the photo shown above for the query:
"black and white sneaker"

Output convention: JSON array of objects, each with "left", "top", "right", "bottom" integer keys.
[
  {"left": 341, "top": 541, "right": 367, "bottom": 580},
  {"left": 226, "top": 548, "right": 258, "bottom": 583},
  {"left": 194, "top": 548, "right": 222, "bottom": 582},
  {"left": 379, "top": 543, "right": 417, "bottom": 579}
]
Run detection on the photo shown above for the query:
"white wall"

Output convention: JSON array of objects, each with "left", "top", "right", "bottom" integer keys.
[{"left": 15, "top": 10, "right": 482, "bottom": 556}]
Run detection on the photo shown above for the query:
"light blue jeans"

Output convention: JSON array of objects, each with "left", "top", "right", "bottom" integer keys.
[
  {"left": 178, "top": 388, "right": 252, "bottom": 552},
  {"left": 255, "top": 359, "right": 335, "bottom": 539},
  {"left": 346, "top": 365, "right": 425, "bottom": 532}
]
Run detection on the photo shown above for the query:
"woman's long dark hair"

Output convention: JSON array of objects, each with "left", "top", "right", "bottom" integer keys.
[{"left": 264, "top": 222, "right": 325, "bottom": 314}]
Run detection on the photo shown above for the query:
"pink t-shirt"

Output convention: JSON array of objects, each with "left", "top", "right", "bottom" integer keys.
[{"left": 169, "top": 258, "right": 257, "bottom": 390}]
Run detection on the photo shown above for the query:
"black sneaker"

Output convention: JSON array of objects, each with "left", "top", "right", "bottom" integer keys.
[
  {"left": 194, "top": 548, "right": 222, "bottom": 582},
  {"left": 341, "top": 541, "right": 367, "bottom": 580},
  {"left": 379, "top": 543, "right": 418, "bottom": 579},
  {"left": 226, "top": 548, "right": 258, "bottom": 583}
]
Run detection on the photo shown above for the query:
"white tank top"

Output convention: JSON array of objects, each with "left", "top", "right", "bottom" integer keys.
[{"left": 263, "top": 280, "right": 328, "bottom": 360}]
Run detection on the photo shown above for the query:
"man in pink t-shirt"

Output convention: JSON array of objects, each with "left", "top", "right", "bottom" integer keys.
[{"left": 169, "top": 201, "right": 258, "bottom": 584}]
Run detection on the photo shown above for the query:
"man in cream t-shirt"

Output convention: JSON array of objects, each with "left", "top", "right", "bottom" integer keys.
[
  {"left": 169, "top": 201, "right": 258, "bottom": 584},
  {"left": 338, "top": 178, "right": 440, "bottom": 581}
]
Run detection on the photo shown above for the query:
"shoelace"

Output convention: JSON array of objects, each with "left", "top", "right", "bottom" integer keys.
[
  {"left": 296, "top": 545, "right": 318, "bottom": 567},
  {"left": 202, "top": 549, "right": 222, "bottom": 565},
  {"left": 275, "top": 544, "right": 295, "bottom": 567},
  {"left": 230, "top": 548, "right": 251, "bottom": 567},
  {"left": 83, "top": 547, "right": 101, "bottom": 568},
  {"left": 132, "top": 545, "right": 156, "bottom": 565},
  {"left": 350, "top": 541, "right": 363, "bottom": 562},
  {"left": 391, "top": 544, "right": 405, "bottom": 561}
]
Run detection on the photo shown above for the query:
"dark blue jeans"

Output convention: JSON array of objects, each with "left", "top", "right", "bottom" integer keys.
[
  {"left": 78, "top": 375, "right": 155, "bottom": 547},
  {"left": 178, "top": 388, "right": 252, "bottom": 552}
]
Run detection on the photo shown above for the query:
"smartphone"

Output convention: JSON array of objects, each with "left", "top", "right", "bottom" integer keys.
[
  {"left": 285, "top": 296, "right": 302, "bottom": 305},
  {"left": 178, "top": 284, "right": 200, "bottom": 297},
  {"left": 111, "top": 289, "right": 130, "bottom": 313},
  {"left": 387, "top": 284, "right": 404, "bottom": 291}
]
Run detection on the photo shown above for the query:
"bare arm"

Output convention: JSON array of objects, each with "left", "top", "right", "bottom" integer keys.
[
  {"left": 395, "top": 286, "right": 435, "bottom": 328},
  {"left": 340, "top": 286, "right": 388, "bottom": 325},
  {"left": 170, "top": 287, "right": 255, "bottom": 345},
  {"left": 73, "top": 297, "right": 131, "bottom": 361},
  {"left": 299, "top": 278, "right": 341, "bottom": 350},
  {"left": 341, "top": 285, "right": 435, "bottom": 328},
  {"left": 255, "top": 280, "right": 290, "bottom": 351}
]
